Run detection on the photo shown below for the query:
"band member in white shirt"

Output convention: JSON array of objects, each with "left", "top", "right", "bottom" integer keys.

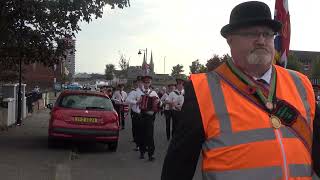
[
  {"left": 138, "top": 75, "right": 160, "bottom": 161},
  {"left": 161, "top": 83, "right": 176, "bottom": 141},
  {"left": 112, "top": 84, "right": 127, "bottom": 129},
  {"left": 166, "top": 78, "right": 184, "bottom": 137},
  {"left": 126, "top": 77, "right": 144, "bottom": 150}
]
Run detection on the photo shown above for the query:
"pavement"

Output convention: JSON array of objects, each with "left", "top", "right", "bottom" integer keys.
[{"left": 0, "top": 105, "right": 202, "bottom": 180}]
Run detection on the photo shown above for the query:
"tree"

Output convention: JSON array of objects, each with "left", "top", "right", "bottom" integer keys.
[
  {"left": 105, "top": 64, "right": 115, "bottom": 80},
  {"left": 286, "top": 53, "right": 302, "bottom": 72},
  {"left": 206, "top": 54, "right": 227, "bottom": 71},
  {"left": 171, "top": 64, "right": 184, "bottom": 78},
  {"left": 0, "top": 0, "right": 129, "bottom": 80},
  {"left": 199, "top": 65, "right": 207, "bottom": 73},
  {"left": 189, "top": 59, "right": 207, "bottom": 74},
  {"left": 311, "top": 57, "right": 320, "bottom": 79},
  {"left": 118, "top": 53, "right": 130, "bottom": 78}
]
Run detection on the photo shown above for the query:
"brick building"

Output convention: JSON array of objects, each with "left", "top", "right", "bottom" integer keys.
[{"left": 23, "top": 62, "right": 64, "bottom": 92}]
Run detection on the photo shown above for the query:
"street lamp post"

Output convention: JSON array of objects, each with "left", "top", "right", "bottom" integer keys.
[
  {"left": 138, "top": 48, "right": 148, "bottom": 75},
  {"left": 163, "top": 56, "right": 166, "bottom": 74},
  {"left": 138, "top": 48, "right": 147, "bottom": 61}
]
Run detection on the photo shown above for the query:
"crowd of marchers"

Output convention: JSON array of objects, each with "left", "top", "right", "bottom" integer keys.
[{"left": 98, "top": 75, "right": 186, "bottom": 161}]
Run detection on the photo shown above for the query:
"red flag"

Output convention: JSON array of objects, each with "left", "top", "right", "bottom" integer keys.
[{"left": 274, "top": 0, "right": 291, "bottom": 68}]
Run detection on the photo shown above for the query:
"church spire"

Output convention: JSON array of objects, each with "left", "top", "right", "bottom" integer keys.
[
  {"left": 142, "top": 52, "right": 147, "bottom": 69},
  {"left": 149, "top": 51, "right": 154, "bottom": 73}
]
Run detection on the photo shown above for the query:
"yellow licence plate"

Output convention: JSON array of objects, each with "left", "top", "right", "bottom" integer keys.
[{"left": 74, "top": 117, "right": 97, "bottom": 123}]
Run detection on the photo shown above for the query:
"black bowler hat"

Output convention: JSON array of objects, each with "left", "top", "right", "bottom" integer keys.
[{"left": 220, "top": 1, "right": 282, "bottom": 38}]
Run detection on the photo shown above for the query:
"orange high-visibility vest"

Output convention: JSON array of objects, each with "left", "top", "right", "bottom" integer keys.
[{"left": 190, "top": 64, "right": 316, "bottom": 180}]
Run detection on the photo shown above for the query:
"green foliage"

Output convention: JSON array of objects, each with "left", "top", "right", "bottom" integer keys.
[
  {"left": 0, "top": 0, "right": 129, "bottom": 80},
  {"left": 105, "top": 64, "right": 115, "bottom": 80},
  {"left": 286, "top": 54, "right": 302, "bottom": 72},
  {"left": 171, "top": 64, "right": 184, "bottom": 78},
  {"left": 206, "top": 54, "right": 229, "bottom": 71},
  {"left": 118, "top": 53, "right": 130, "bottom": 78},
  {"left": 311, "top": 57, "right": 320, "bottom": 79},
  {"left": 189, "top": 59, "right": 207, "bottom": 74}
]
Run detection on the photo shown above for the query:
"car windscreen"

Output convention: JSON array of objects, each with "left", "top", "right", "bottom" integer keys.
[{"left": 59, "top": 94, "right": 113, "bottom": 111}]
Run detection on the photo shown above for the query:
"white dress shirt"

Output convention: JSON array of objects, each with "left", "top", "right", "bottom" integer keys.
[
  {"left": 112, "top": 90, "right": 127, "bottom": 105},
  {"left": 161, "top": 93, "right": 170, "bottom": 110},
  {"left": 126, "top": 88, "right": 143, "bottom": 113},
  {"left": 166, "top": 90, "right": 184, "bottom": 111},
  {"left": 253, "top": 66, "right": 272, "bottom": 84}
]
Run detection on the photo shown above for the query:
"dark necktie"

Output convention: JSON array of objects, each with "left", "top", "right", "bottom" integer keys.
[{"left": 257, "top": 79, "right": 269, "bottom": 89}]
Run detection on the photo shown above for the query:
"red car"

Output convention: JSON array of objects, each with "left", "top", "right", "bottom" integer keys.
[{"left": 48, "top": 90, "right": 119, "bottom": 151}]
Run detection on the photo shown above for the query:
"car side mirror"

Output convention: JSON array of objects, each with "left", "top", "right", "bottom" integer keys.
[{"left": 47, "top": 103, "right": 53, "bottom": 109}]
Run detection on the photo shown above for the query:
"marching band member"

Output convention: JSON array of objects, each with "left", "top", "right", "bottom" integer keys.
[
  {"left": 126, "top": 77, "right": 144, "bottom": 151},
  {"left": 138, "top": 75, "right": 160, "bottom": 161},
  {"left": 112, "top": 84, "right": 127, "bottom": 129},
  {"left": 166, "top": 78, "right": 185, "bottom": 137},
  {"left": 161, "top": 83, "right": 176, "bottom": 141}
]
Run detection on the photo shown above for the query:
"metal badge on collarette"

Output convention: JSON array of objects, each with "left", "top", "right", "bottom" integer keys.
[{"left": 270, "top": 115, "right": 281, "bottom": 129}]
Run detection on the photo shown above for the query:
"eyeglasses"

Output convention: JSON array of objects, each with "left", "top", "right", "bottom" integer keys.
[{"left": 232, "top": 31, "right": 277, "bottom": 39}]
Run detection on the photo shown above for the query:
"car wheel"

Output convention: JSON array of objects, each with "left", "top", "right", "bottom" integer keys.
[{"left": 108, "top": 141, "right": 118, "bottom": 152}]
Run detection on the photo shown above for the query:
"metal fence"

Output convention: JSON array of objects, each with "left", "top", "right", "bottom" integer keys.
[{"left": 311, "top": 78, "right": 320, "bottom": 85}]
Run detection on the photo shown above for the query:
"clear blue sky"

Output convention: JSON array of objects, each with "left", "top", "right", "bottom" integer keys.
[{"left": 75, "top": 0, "right": 320, "bottom": 75}]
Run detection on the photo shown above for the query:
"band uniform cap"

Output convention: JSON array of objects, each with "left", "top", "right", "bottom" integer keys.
[
  {"left": 101, "top": 85, "right": 111, "bottom": 89},
  {"left": 136, "top": 76, "right": 143, "bottom": 81},
  {"left": 142, "top": 75, "right": 153, "bottom": 81},
  {"left": 167, "top": 83, "right": 176, "bottom": 87},
  {"left": 175, "top": 76, "right": 187, "bottom": 83},
  {"left": 220, "top": 1, "right": 282, "bottom": 38}
]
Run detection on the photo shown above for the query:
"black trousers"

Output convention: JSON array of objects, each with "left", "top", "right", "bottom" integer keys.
[
  {"left": 131, "top": 111, "right": 140, "bottom": 144},
  {"left": 171, "top": 110, "right": 181, "bottom": 138},
  {"left": 138, "top": 113, "right": 155, "bottom": 157},
  {"left": 115, "top": 105, "right": 125, "bottom": 128},
  {"left": 164, "top": 110, "right": 173, "bottom": 140}
]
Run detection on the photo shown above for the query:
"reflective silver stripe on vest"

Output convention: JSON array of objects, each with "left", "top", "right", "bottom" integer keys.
[
  {"left": 203, "top": 164, "right": 312, "bottom": 180},
  {"left": 203, "top": 166, "right": 282, "bottom": 180},
  {"left": 280, "top": 126, "right": 297, "bottom": 138},
  {"left": 203, "top": 128, "right": 275, "bottom": 150},
  {"left": 289, "top": 164, "right": 312, "bottom": 177},
  {"left": 206, "top": 72, "right": 232, "bottom": 133},
  {"left": 288, "top": 70, "right": 311, "bottom": 124}
]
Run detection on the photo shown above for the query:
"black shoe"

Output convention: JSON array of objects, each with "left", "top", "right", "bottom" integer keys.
[{"left": 148, "top": 156, "right": 155, "bottom": 161}]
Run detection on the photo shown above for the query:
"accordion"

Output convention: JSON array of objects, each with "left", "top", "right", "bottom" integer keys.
[{"left": 140, "top": 95, "right": 160, "bottom": 112}]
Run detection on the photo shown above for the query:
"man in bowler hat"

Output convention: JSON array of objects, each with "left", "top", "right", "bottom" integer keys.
[{"left": 161, "top": 1, "right": 320, "bottom": 179}]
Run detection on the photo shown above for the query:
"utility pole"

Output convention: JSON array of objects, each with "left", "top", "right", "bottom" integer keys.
[
  {"left": 17, "top": 0, "right": 24, "bottom": 126},
  {"left": 164, "top": 56, "right": 166, "bottom": 74}
]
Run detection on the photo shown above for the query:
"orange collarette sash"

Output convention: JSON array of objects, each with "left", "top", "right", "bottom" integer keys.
[{"left": 215, "top": 63, "right": 312, "bottom": 152}]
